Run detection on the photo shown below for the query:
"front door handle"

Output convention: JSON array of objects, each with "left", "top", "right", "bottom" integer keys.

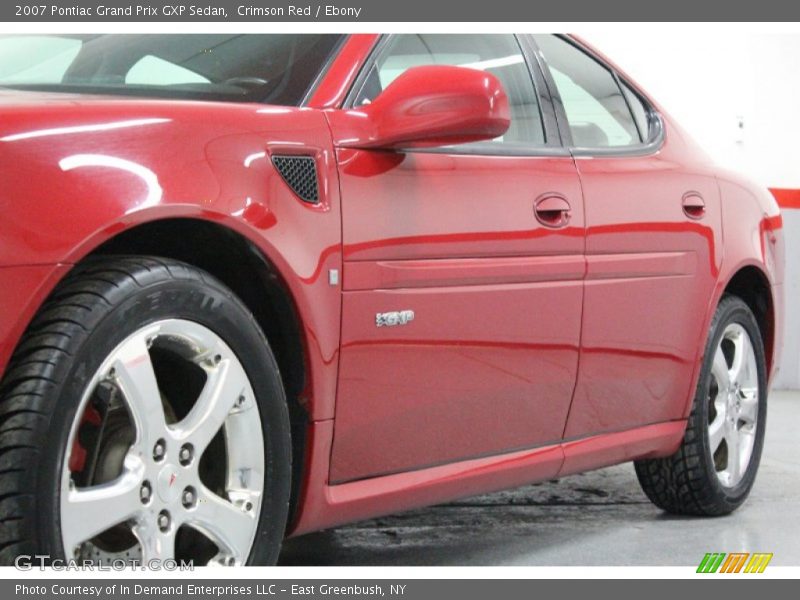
[
  {"left": 534, "top": 194, "right": 572, "bottom": 228},
  {"left": 682, "top": 192, "right": 706, "bottom": 220}
]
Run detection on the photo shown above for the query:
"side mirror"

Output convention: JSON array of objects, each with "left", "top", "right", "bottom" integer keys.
[{"left": 336, "top": 65, "right": 510, "bottom": 150}]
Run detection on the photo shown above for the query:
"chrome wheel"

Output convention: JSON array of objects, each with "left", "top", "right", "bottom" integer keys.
[
  {"left": 60, "top": 319, "right": 264, "bottom": 566},
  {"left": 707, "top": 323, "right": 759, "bottom": 488}
]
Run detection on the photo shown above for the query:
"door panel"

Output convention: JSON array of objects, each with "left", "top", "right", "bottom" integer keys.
[
  {"left": 531, "top": 34, "right": 723, "bottom": 438},
  {"left": 564, "top": 156, "right": 722, "bottom": 437},
  {"left": 330, "top": 150, "right": 584, "bottom": 482}
]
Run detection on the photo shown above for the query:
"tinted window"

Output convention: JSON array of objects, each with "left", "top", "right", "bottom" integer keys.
[
  {"left": 533, "top": 34, "right": 642, "bottom": 148},
  {"left": 355, "top": 34, "right": 546, "bottom": 147},
  {"left": 0, "top": 34, "right": 343, "bottom": 105}
]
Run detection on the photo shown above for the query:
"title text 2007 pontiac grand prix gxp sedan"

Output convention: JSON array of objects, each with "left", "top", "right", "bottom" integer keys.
[{"left": 0, "top": 34, "right": 784, "bottom": 565}]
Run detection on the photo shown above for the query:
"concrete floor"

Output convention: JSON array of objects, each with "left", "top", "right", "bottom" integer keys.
[{"left": 279, "top": 390, "right": 800, "bottom": 566}]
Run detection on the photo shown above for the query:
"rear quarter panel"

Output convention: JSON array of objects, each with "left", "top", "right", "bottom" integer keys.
[{"left": 714, "top": 169, "right": 784, "bottom": 383}]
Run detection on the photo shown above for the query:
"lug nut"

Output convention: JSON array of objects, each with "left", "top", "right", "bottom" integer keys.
[
  {"left": 153, "top": 439, "right": 166, "bottom": 461},
  {"left": 244, "top": 501, "right": 253, "bottom": 512},
  {"left": 140, "top": 481, "right": 152, "bottom": 504},
  {"left": 225, "top": 556, "right": 235, "bottom": 567},
  {"left": 158, "top": 510, "right": 171, "bottom": 532},
  {"left": 237, "top": 395, "right": 246, "bottom": 407},
  {"left": 179, "top": 443, "right": 194, "bottom": 466},
  {"left": 182, "top": 486, "right": 196, "bottom": 509}
]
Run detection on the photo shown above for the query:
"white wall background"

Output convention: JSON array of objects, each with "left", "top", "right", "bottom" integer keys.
[{"left": 580, "top": 32, "right": 800, "bottom": 389}]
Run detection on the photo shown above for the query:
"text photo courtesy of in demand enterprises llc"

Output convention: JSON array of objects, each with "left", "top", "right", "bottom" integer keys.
[{"left": 1, "top": 0, "right": 800, "bottom": 596}]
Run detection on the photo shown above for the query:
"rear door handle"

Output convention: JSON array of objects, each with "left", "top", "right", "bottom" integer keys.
[
  {"left": 682, "top": 192, "right": 706, "bottom": 220},
  {"left": 534, "top": 194, "right": 572, "bottom": 228}
]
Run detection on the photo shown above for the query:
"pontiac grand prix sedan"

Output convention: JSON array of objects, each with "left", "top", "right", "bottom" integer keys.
[{"left": 0, "top": 34, "right": 784, "bottom": 565}]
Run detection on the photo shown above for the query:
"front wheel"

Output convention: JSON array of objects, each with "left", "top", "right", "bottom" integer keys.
[
  {"left": 635, "top": 295, "right": 768, "bottom": 516},
  {"left": 0, "top": 257, "right": 291, "bottom": 565}
]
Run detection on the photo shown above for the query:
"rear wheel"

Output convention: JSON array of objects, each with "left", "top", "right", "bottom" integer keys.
[
  {"left": 635, "top": 295, "right": 767, "bottom": 515},
  {"left": 0, "top": 257, "right": 291, "bottom": 565}
]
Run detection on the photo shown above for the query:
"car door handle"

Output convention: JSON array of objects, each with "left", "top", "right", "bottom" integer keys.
[
  {"left": 682, "top": 192, "right": 706, "bottom": 220},
  {"left": 534, "top": 194, "right": 572, "bottom": 228}
]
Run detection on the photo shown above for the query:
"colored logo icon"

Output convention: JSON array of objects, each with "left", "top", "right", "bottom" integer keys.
[{"left": 697, "top": 553, "right": 773, "bottom": 573}]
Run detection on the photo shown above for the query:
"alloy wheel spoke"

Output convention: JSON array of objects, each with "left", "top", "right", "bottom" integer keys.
[
  {"left": 185, "top": 485, "right": 256, "bottom": 563},
  {"left": 725, "top": 422, "right": 742, "bottom": 482},
  {"left": 727, "top": 330, "right": 747, "bottom": 388},
  {"left": 173, "top": 357, "right": 248, "bottom": 452},
  {"left": 112, "top": 333, "right": 168, "bottom": 449},
  {"left": 62, "top": 456, "right": 145, "bottom": 552},
  {"left": 708, "top": 410, "right": 726, "bottom": 453},
  {"left": 712, "top": 347, "right": 731, "bottom": 392},
  {"left": 132, "top": 519, "right": 176, "bottom": 562}
]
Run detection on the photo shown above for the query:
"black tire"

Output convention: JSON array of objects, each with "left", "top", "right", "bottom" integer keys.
[
  {"left": 634, "top": 295, "right": 768, "bottom": 516},
  {"left": 0, "top": 256, "right": 291, "bottom": 565}
]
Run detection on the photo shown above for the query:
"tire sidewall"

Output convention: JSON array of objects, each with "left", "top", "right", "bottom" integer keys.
[
  {"left": 38, "top": 273, "right": 291, "bottom": 565},
  {"left": 696, "top": 297, "right": 768, "bottom": 507}
]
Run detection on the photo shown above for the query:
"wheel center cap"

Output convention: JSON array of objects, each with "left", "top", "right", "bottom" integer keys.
[{"left": 156, "top": 464, "right": 182, "bottom": 503}]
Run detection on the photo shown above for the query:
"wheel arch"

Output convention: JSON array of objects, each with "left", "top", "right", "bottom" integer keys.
[
  {"left": 680, "top": 261, "right": 776, "bottom": 421},
  {"left": 720, "top": 264, "right": 775, "bottom": 375}
]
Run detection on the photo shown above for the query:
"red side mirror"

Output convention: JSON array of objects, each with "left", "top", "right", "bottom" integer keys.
[{"left": 336, "top": 65, "right": 510, "bottom": 150}]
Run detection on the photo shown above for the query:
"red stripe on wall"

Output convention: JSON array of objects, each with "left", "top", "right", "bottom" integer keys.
[{"left": 770, "top": 188, "right": 800, "bottom": 209}]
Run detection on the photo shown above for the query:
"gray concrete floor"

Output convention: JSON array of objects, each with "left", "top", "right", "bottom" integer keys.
[{"left": 279, "top": 390, "right": 800, "bottom": 566}]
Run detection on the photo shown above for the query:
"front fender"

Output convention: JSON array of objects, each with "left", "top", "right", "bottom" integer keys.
[{"left": 0, "top": 98, "right": 343, "bottom": 420}]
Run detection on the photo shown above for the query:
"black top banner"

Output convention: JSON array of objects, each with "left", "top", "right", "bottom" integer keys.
[{"left": 3, "top": 0, "right": 800, "bottom": 22}]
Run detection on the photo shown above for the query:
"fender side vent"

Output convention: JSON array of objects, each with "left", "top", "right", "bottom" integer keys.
[{"left": 272, "top": 155, "right": 319, "bottom": 204}]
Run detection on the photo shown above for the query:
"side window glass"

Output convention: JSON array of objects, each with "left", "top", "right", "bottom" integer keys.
[
  {"left": 126, "top": 56, "right": 210, "bottom": 86},
  {"left": 533, "top": 34, "right": 644, "bottom": 148},
  {"left": 355, "top": 34, "right": 546, "bottom": 147}
]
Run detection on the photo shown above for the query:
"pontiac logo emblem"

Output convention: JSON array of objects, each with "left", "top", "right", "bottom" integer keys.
[
  {"left": 157, "top": 465, "right": 181, "bottom": 502},
  {"left": 376, "top": 310, "right": 415, "bottom": 327}
]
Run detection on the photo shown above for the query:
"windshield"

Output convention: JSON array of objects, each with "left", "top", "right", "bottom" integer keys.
[{"left": 0, "top": 34, "right": 344, "bottom": 105}]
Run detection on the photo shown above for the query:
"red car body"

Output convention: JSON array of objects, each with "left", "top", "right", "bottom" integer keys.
[{"left": 0, "top": 34, "right": 784, "bottom": 537}]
